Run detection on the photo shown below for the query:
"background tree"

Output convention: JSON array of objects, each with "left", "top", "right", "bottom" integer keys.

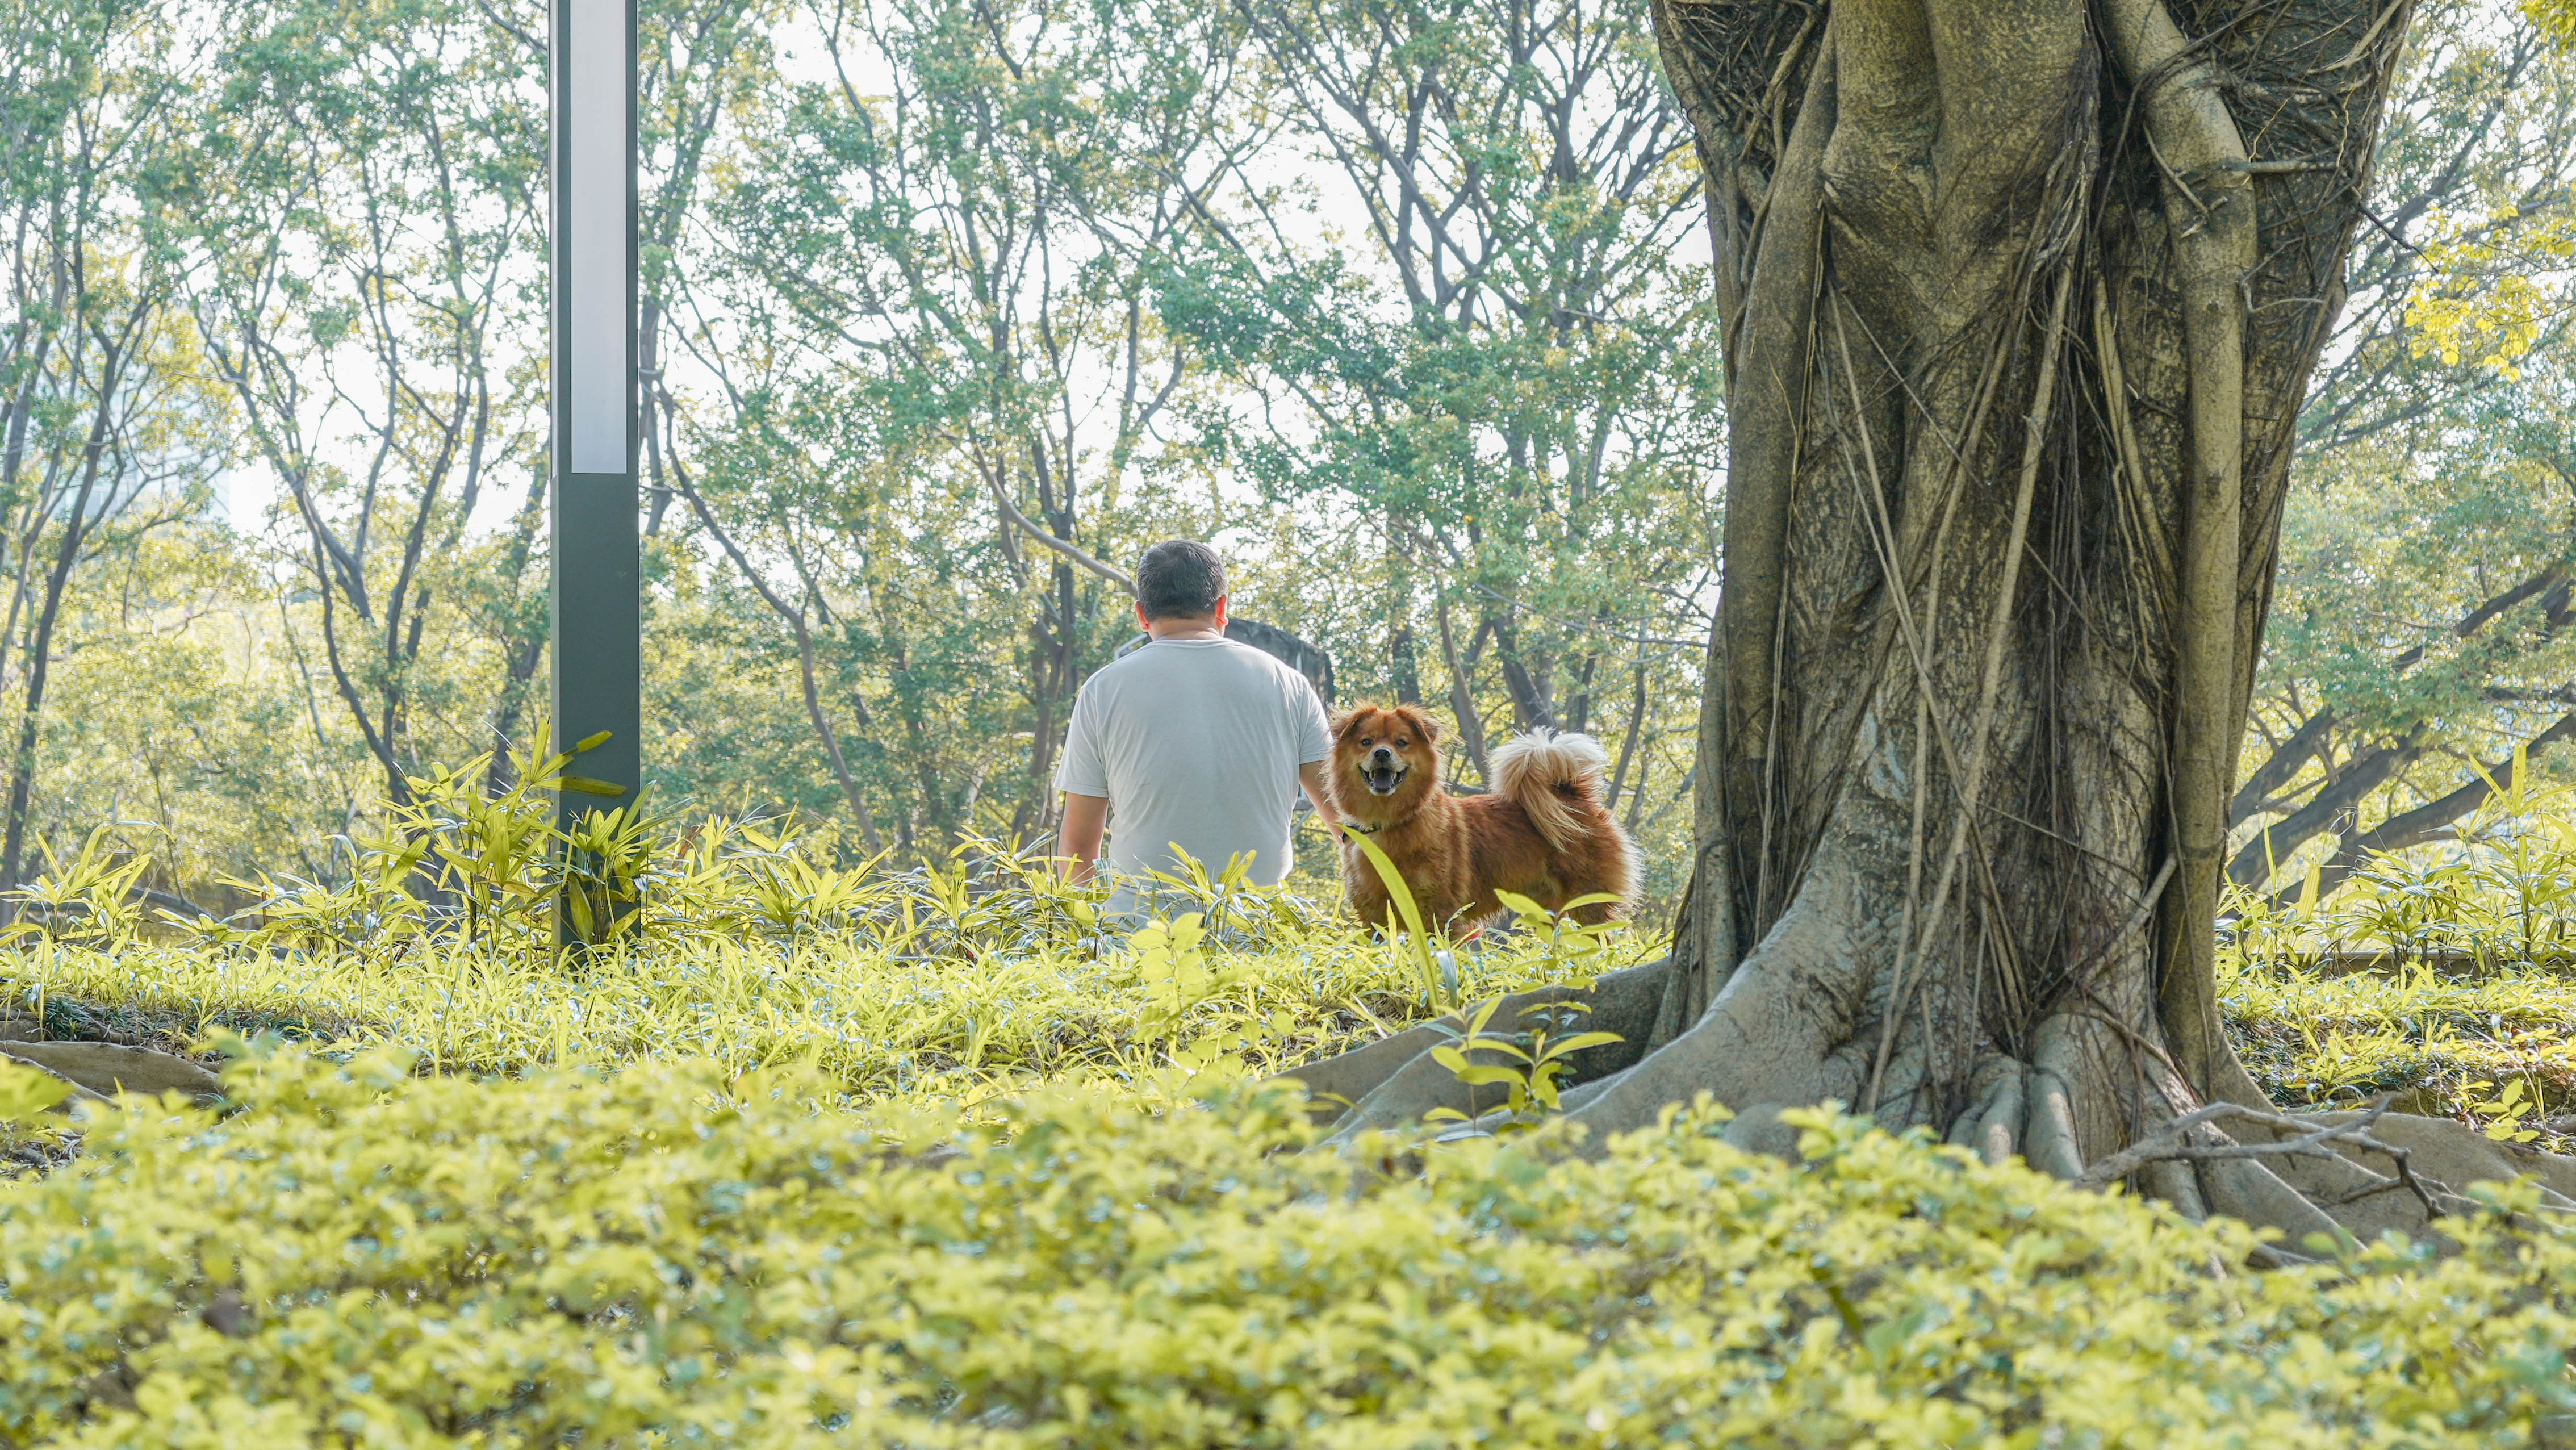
[
  {"left": 15, "top": 0, "right": 2576, "bottom": 980},
  {"left": 1166, "top": 0, "right": 1725, "bottom": 789},
  {"left": 2228, "top": 0, "right": 2576, "bottom": 901},
  {"left": 0, "top": 0, "right": 229, "bottom": 892},
  {"left": 670, "top": 0, "right": 1270, "bottom": 849},
  {"left": 178, "top": 0, "right": 550, "bottom": 811}
]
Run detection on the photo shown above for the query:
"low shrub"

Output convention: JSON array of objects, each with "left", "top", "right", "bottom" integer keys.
[{"left": 4, "top": 1044, "right": 2575, "bottom": 1448}]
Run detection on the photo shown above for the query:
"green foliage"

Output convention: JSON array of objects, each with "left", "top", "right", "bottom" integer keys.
[
  {"left": 3, "top": 875, "right": 1630, "bottom": 1096},
  {"left": 1424, "top": 992, "right": 1619, "bottom": 1128},
  {"left": 1335, "top": 821, "right": 1457, "bottom": 1002},
  {"left": 2527, "top": 0, "right": 2576, "bottom": 54},
  {"left": 0, "top": 1059, "right": 73, "bottom": 1124},
  {"left": 13, "top": 762, "right": 2576, "bottom": 1440},
  {"left": 2223, "top": 782, "right": 2576, "bottom": 1129},
  {"left": 11, "top": 1048, "right": 2576, "bottom": 1445},
  {"left": 0, "top": 0, "right": 1719, "bottom": 914},
  {"left": 1423, "top": 891, "right": 1628, "bottom": 1129},
  {"left": 2233, "top": 762, "right": 2576, "bottom": 971},
  {"left": 2223, "top": 947, "right": 2576, "bottom": 1123},
  {"left": 2242, "top": 0, "right": 2576, "bottom": 887},
  {"left": 1, "top": 826, "right": 155, "bottom": 950}
]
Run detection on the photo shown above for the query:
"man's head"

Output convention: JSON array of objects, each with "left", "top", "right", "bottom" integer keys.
[{"left": 1135, "top": 540, "right": 1228, "bottom": 632}]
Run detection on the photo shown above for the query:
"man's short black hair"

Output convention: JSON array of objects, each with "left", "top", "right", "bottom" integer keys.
[{"left": 1136, "top": 540, "right": 1227, "bottom": 620}]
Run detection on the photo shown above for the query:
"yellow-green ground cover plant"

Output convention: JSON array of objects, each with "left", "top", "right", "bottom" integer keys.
[
  {"left": 5, "top": 1047, "right": 2576, "bottom": 1448},
  {"left": 10, "top": 741, "right": 2576, "bottom": 1443}
]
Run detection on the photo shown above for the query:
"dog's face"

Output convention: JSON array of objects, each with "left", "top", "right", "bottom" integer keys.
[{"left": 1332, "top": 704, "right": 1440, "bottom": 800}]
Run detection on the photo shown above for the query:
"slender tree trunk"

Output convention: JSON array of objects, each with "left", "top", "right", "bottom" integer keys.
[
  {"left": 1433, "top": 594, "right": 1492, "bottom": 782},
  {"left": 480, "top": 469, "right": 552, "bottom": 798},
  {"left": 1491, "top": 617, "right": 1555, "bottom": 732},
  {"left": 1389, "top": 532, "right": 1424, "bottom": 706},
  {"left": 678, "top": 475, "right": 885, "bottom": 851},
  {"left": 1608, "top": 633, "right": 1647, "bottom": 810},
  {"left": 1283, "top": 0, "right": 2576, "bottom": 1243},
  {"left": 1, "top": 338, "right": 116, "bottom": 889}
]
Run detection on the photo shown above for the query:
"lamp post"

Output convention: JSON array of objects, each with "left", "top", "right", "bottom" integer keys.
[{"left": 550, "top": 0, "right": 640, "bottom": 945}]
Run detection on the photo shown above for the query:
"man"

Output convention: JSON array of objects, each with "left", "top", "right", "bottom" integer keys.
[{"left": 1055, "top": 540, "right": 1339, "bottom": 911}]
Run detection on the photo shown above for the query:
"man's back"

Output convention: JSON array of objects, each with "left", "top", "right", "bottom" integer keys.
[{"left": 1054, "top": 638, "right": 1329, "bottom": 888}]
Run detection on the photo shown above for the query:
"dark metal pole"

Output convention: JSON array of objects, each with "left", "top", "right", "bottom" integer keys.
[{"left": 550, "top": 0, "right": 640, "bottom": 946}]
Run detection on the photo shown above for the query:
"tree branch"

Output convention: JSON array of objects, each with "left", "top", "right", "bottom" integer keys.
[{"left": 985, "top": 478, "right": 1133, "bottom": 595}]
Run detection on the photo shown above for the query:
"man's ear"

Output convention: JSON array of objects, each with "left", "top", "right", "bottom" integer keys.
[{"left": 1395, "top": 705, "right": 1441, "bottom": 743}]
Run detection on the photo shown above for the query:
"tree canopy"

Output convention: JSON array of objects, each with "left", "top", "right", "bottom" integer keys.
[{"left": 0, "top": 0, "right": 2569, "bottom": 943}]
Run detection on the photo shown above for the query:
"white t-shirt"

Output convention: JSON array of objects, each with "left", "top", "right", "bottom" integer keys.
[{"left": 1054, "top": 637, "right": 1331, "bottom": 891}]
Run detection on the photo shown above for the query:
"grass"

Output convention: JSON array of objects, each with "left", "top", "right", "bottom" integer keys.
[
  {"left": 19, "top": 911, "right": 2572, "bottom": 1132},
  {"left": 8, "top": 859, "right": 2576, "bottom": 1140},
  {"left": 0, "top": 742, "right": 1662, "bottom": 1121},
  {"left": 5, "top": 925, "right": 1642, "bottom": 1101},
  {"left": 2225, "top": 955, "right": 2576, "bottom": 1133},
  {"left": 9, "top": 730, "right": 2576, "bottom": 1143},
  {"left": 12, "top": 871, "right": 2576, "bottom": 1156}
]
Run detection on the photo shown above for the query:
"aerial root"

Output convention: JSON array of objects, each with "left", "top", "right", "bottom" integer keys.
[
  {"left": 2022, "top": 1066, "right": 2088, "bottom": 1182},
  {"left": 1943, "top": 1056, "right": 2025, "bottom": 1168},
  {"left": 2073, "top": 1097, "right": 2450, "bottom": 1217},
  {"left": 2142, "top": 1156, "right": 2206, "bottom": 1222}
]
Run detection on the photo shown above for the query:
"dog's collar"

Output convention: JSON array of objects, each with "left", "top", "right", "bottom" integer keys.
[{"left": 1340, "top": 822, "right": 1383, "bottom": 836}]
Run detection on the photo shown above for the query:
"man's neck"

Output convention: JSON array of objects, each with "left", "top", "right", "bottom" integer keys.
[{"left": 1146, "top": 617, "right": 1225, "bottom": 642}]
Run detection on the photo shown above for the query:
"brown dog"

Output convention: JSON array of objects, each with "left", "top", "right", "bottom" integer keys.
[{"left": 1325, "top": 703, "right": 1638, "bottom": 935}]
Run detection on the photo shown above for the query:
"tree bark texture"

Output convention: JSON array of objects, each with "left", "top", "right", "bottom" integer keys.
[{"left": 1282, "top": 0, "right": 2576, "bottom": 1243}]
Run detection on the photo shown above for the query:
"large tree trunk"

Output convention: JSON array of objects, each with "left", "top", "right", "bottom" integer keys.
[{"left": 1284, "top": 0, "right": 2576, "bottom": 1245}]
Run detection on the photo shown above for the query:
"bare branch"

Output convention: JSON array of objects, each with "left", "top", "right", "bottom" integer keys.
[{"left": 985, "top": 479, "right": 1134, "bottom": 595}]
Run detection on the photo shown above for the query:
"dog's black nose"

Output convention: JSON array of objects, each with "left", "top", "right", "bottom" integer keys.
[{"left": 1370, "top": 746, "right": 1393, "bottom": 762}]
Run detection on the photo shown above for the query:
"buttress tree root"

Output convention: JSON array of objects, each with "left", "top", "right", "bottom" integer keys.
[{"left": 1277, "top": 0, "right": 2576, "bottom": 1248}]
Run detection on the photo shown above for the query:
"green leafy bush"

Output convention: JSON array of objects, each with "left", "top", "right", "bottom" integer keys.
[{"left": 4, "top": 1044, "right": 2575, "bottom": 1448}]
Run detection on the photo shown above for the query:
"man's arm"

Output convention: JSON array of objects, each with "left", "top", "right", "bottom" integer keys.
[
  {"left": 1298, "top": 761, "right": 1341, "bottom": 830},
  {"left": 1057, "top": 792, "right": 1109, "bottom": 883}
]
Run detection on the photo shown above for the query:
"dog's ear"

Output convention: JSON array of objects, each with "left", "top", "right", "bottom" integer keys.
[
  {"left": 1394, "top": 705, "right": 1441, "bottom": 744},
  {"left": 1332, "top": 707, "right": 1373, "bottom": 741}
]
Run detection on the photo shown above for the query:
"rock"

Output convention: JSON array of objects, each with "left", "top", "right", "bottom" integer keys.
[
  {"left": 2, "top": 1041, "right": 221, "bottom": 1100},
  {"left": 0, "top": 1016, "right": 36, "bottom": 1042}
]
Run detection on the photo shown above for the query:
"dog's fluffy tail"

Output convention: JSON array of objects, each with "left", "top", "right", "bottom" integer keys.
[{"left": 1492, "top": 727, "right": 1612, "bottom": 855}]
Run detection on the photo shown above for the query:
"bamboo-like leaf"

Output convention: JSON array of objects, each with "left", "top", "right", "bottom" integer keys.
[
  {"left": 1341, "top": 824, "right": 1443, "bottom": 1001},
  {"left": 1536, "top": 1030, "right": 1623, "bottom": 1060},
  {"left": 1462, "top": 996, "right": 1503, "bottom": 1037}
]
